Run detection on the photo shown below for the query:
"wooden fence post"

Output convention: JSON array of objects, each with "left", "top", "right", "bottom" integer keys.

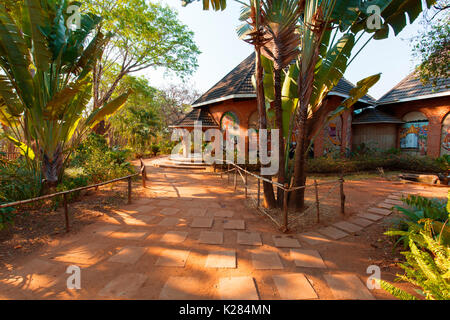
[
  {"left": 63, "top": 194, "right": 70, "bottom": 233},
  {"left": 128, "top": 176, "right": 132, "bottom": 204},
  {"left": 314, "top": 179, "right": 320, "bottom": 223},
  {"left": 234, "top": 168, "right": 237, "bottom": 191},
  {"left": 340, "top": 173, "right": 345, "bottom": 215},
  {"left": 283, "top": 184, "right": 289, "bottom": 232},
  {"left": 244, "top": 170, "right": 248, "bottom": 198},
  {"left": 227, "top": 164, "right": 230, "bottom": 183},
  {"left": 257, "top": 178, "right": 260, "bottom": 208}
]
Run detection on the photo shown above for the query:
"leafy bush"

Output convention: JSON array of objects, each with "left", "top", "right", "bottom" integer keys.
[
  {"left": 70, "top": 133, "right": 135, "bottom": 184},
  {"left": 151, "top": 144, "right": 160, "bottom": 156},
  {"left": 380, "top": 219, "right": 450, "bottom": 300},
  {"left": 306, "top": 154, "right": 444, "bottom": 174},
  {"left": 395, "top": 195, "right": 449, "bottom": 224}
]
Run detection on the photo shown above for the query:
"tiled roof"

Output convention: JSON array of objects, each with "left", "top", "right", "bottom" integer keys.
[
  {"left": 171, "top": 108, "right": 218, "bottom": 128},
  {"left": 192, "top": 52, "right": 376, "bottom": 107},
  {"left": 352, "top": 107, "right": 404, "bottom": 125},
  {"left": 377, "top": 72, "right": 450, "bottom": 104}
]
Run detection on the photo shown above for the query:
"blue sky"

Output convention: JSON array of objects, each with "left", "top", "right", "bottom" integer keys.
[{"left": 143, "top": 0, "right": 426, "bottom": 100}]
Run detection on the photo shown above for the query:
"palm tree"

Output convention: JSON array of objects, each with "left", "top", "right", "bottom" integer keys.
[
  {"left": 237, "top": 0, "right": 277, "bottom": 208},
  {"left": 0, "top": 0, "right": 130, "bottom": 189}
]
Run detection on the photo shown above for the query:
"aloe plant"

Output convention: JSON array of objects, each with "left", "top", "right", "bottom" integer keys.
[{"left": 0, "top": 0, "right": 130, "bottom": 189}]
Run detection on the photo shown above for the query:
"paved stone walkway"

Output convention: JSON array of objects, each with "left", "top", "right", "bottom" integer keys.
[{"left": 0, "top": 164, "right": 437, "bottom": 300}]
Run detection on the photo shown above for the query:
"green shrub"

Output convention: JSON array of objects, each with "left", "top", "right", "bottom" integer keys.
[
  {"left": 70, "top": 133, "right": 135, "bottom": 184},
  {"left": 381, "top": 219, "right": 450, "bottom": 300},
  {"left": 151, "top": 144, "right": 160, "bottom": 156},
  {"left": 306, "top": 154, "right": 444, "bottom": 174}
]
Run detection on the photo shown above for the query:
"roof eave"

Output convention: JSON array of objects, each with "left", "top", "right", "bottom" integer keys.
[{"left": 377, "top": 91, "right": 450, "bottom": 105}]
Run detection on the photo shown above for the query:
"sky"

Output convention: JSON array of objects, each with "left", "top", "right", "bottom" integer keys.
[{"left": 142, "top": 0, "right": 429, "bottom": 100}]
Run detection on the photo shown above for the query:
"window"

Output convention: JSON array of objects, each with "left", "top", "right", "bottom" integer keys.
[
  {"left": 220, "top": 111, "right": 240, "bottom": 139},
  {"left": 400, "top": 112, "right": 428, "bottom": 155}
]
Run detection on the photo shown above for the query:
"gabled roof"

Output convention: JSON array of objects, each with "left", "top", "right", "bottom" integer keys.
[
  {"left": 352, "top": 107, "right": 404, "bottom": 125},
  {"left": 192, "top": 53, "right": 376, "bottom": 107},
  {"left": 170, "top": 108, "right": 218, "bottom": 128},
  {"left": 377, "top": 72, "right": 450, "bottom": 105}
]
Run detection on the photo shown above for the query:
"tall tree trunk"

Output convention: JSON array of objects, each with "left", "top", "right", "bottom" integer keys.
[
  {"left": 273, "top": 66, "right": 285, "bottom": 207},
  {"left": 255, "top": 48, "right": 276, "bottom": 209},
  {"left": 290, "top": 46, "right": 320, "bottom": 209},
  {"left": 42, "top": 144, "right": 64, "bottom": 191}
]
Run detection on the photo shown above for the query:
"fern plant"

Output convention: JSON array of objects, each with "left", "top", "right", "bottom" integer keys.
[
  {"left": 381, "top": 219, "right": 450, "bottom": 300},
  {"left": 395, "top": 194, "right": 448, "bottom": 223}
]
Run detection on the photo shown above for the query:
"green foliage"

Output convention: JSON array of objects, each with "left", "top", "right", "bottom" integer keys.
[
  {"left": 0, "top": 0, "right": 130, "bottom": 187},
  {"left": 70, "top": 133, "right": 134, "bottom": 184},
  {"left": 306, "top": 154, "right": 444, "bottom": 174},
  {"left": 395, "top": 195, "right": 449, "bottom": 224},
  {"left": 381, "top": 219, "right": 450, "bottom": 300},
  {"left": 151, "top": 144, "right": 161, "bottom": 156},
  {"left": 0, "top": 206, "right": 15, "bottom": 231},
  {"left": 412, "top": 13, "right": 450, "bottom": 86}
]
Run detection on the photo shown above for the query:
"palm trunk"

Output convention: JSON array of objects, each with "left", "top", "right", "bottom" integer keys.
[
  {"left": 42, "top": 144, "right": 64, "bottom": 191},
  {"left": 273, "top": 66, "right": 285, "bottom": 207},
  {"left": 255, "top": 48, "right": 276, "bottom": 209}
]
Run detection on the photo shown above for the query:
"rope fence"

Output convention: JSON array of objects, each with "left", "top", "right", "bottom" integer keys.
[
  {"left": 0, "top": 160, "right": 148, "bottom": 233},
  {"left": 213, "top": 160, "right": 345, "bottom": 232}
]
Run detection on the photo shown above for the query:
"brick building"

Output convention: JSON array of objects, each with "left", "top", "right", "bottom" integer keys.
[{"left": 172, "top": 53, "right": 375, "bottom": 157}]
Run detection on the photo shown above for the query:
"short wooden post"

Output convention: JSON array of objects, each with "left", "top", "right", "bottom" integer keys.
[
  {"left": 244, "top": 170, "right": 248, "bottom": 198},
  {"left": 283, "top": 184, "right": 289, "bottom": 232},
  {"left": 234, "top": 168, "right": 237, "bottom": 191},
  {"left": 63, "top": 194, "right": 70, "bottom": 233},
  {"left": 257, "top": 178, "right": 261, "bottom": 207},
  {"left": 141, "top": 166, "right": 146, "bottom": 188},
  {"left": 227, "top": 164, "right": 230, "bottom": 183},
  {"left": 314, "top": 179, "right": 320, "bottom": 223},
  {"left": 339, "top": 173, "right": 345, "bottom": 215},
  {"left": 128, "top": 176, "right": 132, "bottom": 204}
]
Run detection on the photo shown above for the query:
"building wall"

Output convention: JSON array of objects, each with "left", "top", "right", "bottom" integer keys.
[
  {"left": 380, "top": 96, "right": 450, "bottom": 157},
  {"left": 352, "top": 123, "right": 398, "bottom": 151}
]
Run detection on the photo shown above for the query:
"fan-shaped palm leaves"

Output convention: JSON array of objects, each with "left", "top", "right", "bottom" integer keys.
[{"left": 0, "top": 0, "right": 130, "bottom": 189}]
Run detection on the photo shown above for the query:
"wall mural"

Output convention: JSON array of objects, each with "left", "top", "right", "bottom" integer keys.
[
  {"left": 220, "top": 111, "right": 240, "bottom": 138},
  {"left": 323, "top": 116, "right": 342, "bottom": 155},
  {"left": 441, "top": 113, "right": 450, "bottom": 156},
  {"left": 400, "top": 121, "right": 428, "bottom": 155}
]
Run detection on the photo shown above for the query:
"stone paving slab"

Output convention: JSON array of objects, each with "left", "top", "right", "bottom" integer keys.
[
  {"left": 357, "top": 212, "right": 384, "bottom": 221},
  {"left": 387, "top": 195, "right": 401, "bottom": 200},
  {"left": 98, "top": 273, "right": 147, "bottom": 298},
  {"left": 199, "top": 231, "right": 223, "bottom": 244},
  {"left": 186, "top": 208, "right": 207, "bottom": 217},
  {"left": 223, "top": 219, "right": 245, "bottom": 230},
  {"left": 290, "top": 249, "right": 327, "bottom": 269},
  {"left": 137, "top": 215, "right": 157, "bottom": 224},
  {"left": 155, "top": 249, "right": 190, "bottom": 267},
  {"left": 348, "top": 217, "right": 373, "bottom": 227},
  {"left": 160, "top": 277, "right": 208, "bottom": 300},
  {"left": 135, "top": 205, "right": 157, "bottom": 214},
  {"left": 377, "top": 202, "right": 393, "bottom": 209},
  {"left": 272, "top": 235, "right": 302, "bottom": 248},
  {"left": 332, "top": 221, "right": 363, "bottom": 233},
  {"left": 219, "top": 277, "right": 259, "bottom": 300},
  {"left": 237, "top": 232, "right": 262, "bottom": 246},
  {"left": 273, "top": 274, "right": 318, "bottom": 299},
  {"left": 108, "top": 246, "right": 147, "bottom": 264},
  {"left": 94, "top": 225, "right": 121, "bottom": 237},
  {"left": 205, "top": 250, "right": 236, "bottom": 268},
  {"left": 384, "top": 199, "right": 403, "bottom": 206},
  {"left": 368, "top": 207, "right": 392, "bottom": 216},
  {"left": 191, "top": 217, "right": 214, "bottom": 228},
  {"left": 160, "top": 208, "right": 180, "bottom": 216},
  {"left": 317, "top": 226, "right": 349, "bottom": 240},
  {"left": 160, "top": 231, "right": 188, "bottom": 243},
  {"left": 157, "top": 200, "right": 178, "bottom": 207},
  {"left": 158, "top": 217, "right": 183, "bottom": 227},
  {"left": 110, "top": 230, "right": 148, "bottom": 241},
  {"left": 213, "top": 209, "right": 234, "bottom": 218},
  {"left": 251, "top": 251, "right": 283, "bottom": 270},
  {"left": 323, "top": 274, "right": 375, "bottom": 300},
  {"left": 297, "top": 232, "right": 331, "bottom": 246},
  {"left": 53, "top": 243, "right": 108, "bottom": 267}
]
